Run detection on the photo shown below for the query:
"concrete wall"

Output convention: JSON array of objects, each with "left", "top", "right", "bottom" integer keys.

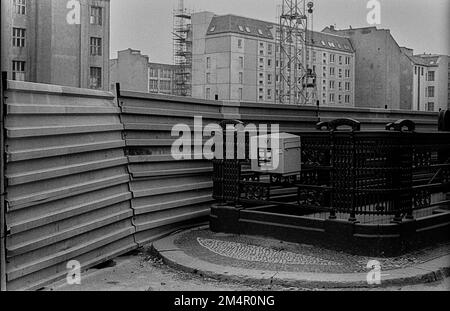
[
  {"left": 434, "top": 56, "right": 449, "bottom": 111},
  {"left": 336, "top": 28, "right": 402, "bottom": 110},
  {"left": 400, "top": 49, "right": 414, "bottom": 111},
  {"left": 192, "top": 12, "right": 215, "bottom": 99},
  {"left": 110, "top": 49, "right": 149, "bottom": 93}
]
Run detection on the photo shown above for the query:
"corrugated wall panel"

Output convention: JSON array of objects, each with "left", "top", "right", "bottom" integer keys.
[
  {"left": 4, "top": 81, "right": 136, "bottom": 291},
  {"left": 119, "top": 92, "right": 220, "bottom": 246}
]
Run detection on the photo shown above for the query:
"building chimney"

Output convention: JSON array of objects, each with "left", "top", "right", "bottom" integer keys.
[{"left": 330, "top": 25, "right": 335, "bottom": 31}]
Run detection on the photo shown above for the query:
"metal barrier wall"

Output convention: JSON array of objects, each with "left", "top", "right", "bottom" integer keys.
[
  {"left": 117, "top": 89, "right": 222, "bottom": 246},
  {"left": 3, "top": 81, "right": 136, "bottom": 290},
  {"left": 238, "top": 101, "right": 438, "bottom": 131},
  {"left": 0, "top": 81, "right": 442, "bottom": 290}
]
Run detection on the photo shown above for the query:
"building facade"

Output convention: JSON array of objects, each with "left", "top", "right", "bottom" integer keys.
[
  {"left": 110, "top": 48, "right": 177, "bottom": 95},
  {"left": 191, "top": 12, "right": 356, "bottom": 107},
  {"left": 324, "top": 26, "right": 406, "bottom": 110},
  {"left": 399, "top": 49, "right": 449, "bottom": 112},
  {"left": 1, "top": 0, "right": 110, "bottom": 90},
  {"left": 415, "top": 54, "right": 449, "bottom": 112}
]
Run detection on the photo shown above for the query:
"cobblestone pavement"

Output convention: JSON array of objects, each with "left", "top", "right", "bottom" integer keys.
[{"left": 175, "top": 229, "right": 450, "bottom": 274}]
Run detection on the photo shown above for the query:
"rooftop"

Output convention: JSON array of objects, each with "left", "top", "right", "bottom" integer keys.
[{"left": 205, "top": 14, "right": 354, "bottom": 53}]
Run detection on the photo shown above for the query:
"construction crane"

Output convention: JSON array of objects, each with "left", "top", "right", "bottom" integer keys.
[
  {"left": 276, "top": 0, "right": 317, "bottom": 105},
  {"left": 173, "top": 0, "right": 192, "bottom": 97}
]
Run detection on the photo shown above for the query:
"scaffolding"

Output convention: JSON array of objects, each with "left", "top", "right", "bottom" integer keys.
[
  {"left": 276, "top": 0, "right": 317, "bottom": 105},
  {"left": 173, "top": 0, "right": 192, "bottom": 97}
]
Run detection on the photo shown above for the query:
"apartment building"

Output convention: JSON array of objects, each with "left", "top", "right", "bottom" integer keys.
[
  {"left": 191, "top": 12, "right": 356, "bottom": 107},
  {"left": 400, "top": 49, "right": 449, "bottom": 112},
  {"left": 1, "top": 0, "right": 110, "bottom": 90},
  {"left": 110, "top": 48, "right": 177, "bottom": 95},
  {"left": 415, "top": 54, "right": 449, "bottom": 112}
]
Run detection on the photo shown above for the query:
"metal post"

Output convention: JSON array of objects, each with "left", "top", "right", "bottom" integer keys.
[
  {"left": 438, "top": 110, "right": 450, "bottom": 205},
  {"left": 0, "top": 71, "right": 7, "bottom": 291}
]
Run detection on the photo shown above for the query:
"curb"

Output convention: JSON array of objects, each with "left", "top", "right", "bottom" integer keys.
[{"left": 150, "top": 228, "right": 450, "bottom": 289}]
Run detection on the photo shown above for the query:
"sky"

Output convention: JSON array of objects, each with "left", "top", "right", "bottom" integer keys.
[{"left": 110, "top": 0, "right": 450, "bottom": 64}]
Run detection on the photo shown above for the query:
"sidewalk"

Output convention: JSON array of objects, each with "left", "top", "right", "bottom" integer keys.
[{"left": 49, "top": 226, "right": 450, "bottom": 291}]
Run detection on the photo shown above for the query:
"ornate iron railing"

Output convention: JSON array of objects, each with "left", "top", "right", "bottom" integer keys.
[{"left": 213, "top": 118, "right": 450, "bottom": 223}]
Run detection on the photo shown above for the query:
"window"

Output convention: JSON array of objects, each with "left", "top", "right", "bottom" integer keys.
[
  {"left": 206, "top": 57, "right": 211, "bottom": 69},
  {"left": 330, "top": 67, "right": 335, "bottom": 76},
  {"left": 428, "top": 71, "right": 435, "bottom": 82},
  {"left": 329, "top": 80, "right": 335, "bottom": 90},
  {"left": 427, "top": 102, "right": 435, "bottom": 112},
  {"left": 12, "top": 60, "right": 25, "bottom": 81},
  {"left": 330, "top": 54, "right": 335, "bottom": 63},
  {"left": 339, "top": 56, "right": 342, "bottom": 65},
  {"left": 149, "top": 68, "right": 158, "bottom": 78},
  {"left": 330, "top": 93, "right": 335, "bottom": 103},
  {"left": 245, "top": 26, "right": 251, "bottom": 33},
  {"left": 149, "top": 80, "right": 158, "bottom": 91},
  {"left": 206, "top": 88, "right": 211, "bottom": 100},
  {"left": 268, "top": 44, "right": 273, "bottom": 55},
  {"left": 160, "top": 81, "right": 171, "bottom": 91},
  {"left": 259, "top": 42, "right": 264, "bottom": 48},
  {"left": 415, "top": 67, "right": 417, "bottom": 75},
  {"left": 12, "top": 28, "right": 26, "bottom": 47},
  {"left": 338, "top": 82, "right": 342, "bottom": 91},
  {"left": 238, "top": 39, "right": 243, "bottom": 48},
  {"left": 239, "top": 72, "right": 243, "bottom": 84},
  {"left": 90, "top": 6, "right": 103, "bottom": 25},
  {"left": 267, "top": 89, "right": 272, "bottom": 99},
  {"left": 345, "top": 56, "right": 351, "bottom": 65},
  {"left": 90, "top": 37, "right": 102, "bottom": 56},
  {"left": 14, "top": 0, "right": 26, "bottom": 15},
  {"left": 258, "top": 29, "right": 264, "bottom": 36},
  {"left": 427, "top": 86, "right": 435, "bottom": 98},
  {"left": 238, "top": 88, "right": 243, "bottom": 100},
  {"left": 345, "top": 95, "right": 350, "bottom": 103},
  {"left": 239, "top": 57, "right": 244, "bottom": 68},
  {"left": 421, "top": 67, "right": 424, "bottom": 76},
  {"left": 268, "top": 59, "right": 272, "bottom": 67},
  {"left": 312, "top": 51, "right": 317, "bottom": 62},
  {"left": 238, "top": 25, "right": 244, "bottom": 32},
  {"left": 345, "top": 69, "right": 350, "bottom": 78},
  {"left": 161, "top": 69, "right": 171, "bottom": 79},
  {"left": 338, "top": 68, "right": 342, "bottom": 78},
  {"left": 89, "top": 67, "right": 102, "bottom": 89},
  {"left": 345, "top": 82, "right": 351, "bottom": 91},
  {"left": 267, "top": 74, "right": 272, "bottom": 84},
  {"left": 206, "top": 73, "right": 211, "bottom": 84}
]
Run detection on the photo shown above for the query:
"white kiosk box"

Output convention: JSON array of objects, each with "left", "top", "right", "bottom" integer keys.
[{"left": 251, "top": 133, "right": 301, "bottom": 176}]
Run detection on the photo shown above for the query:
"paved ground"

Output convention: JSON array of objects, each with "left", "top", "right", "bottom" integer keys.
[
  {"left": 175, "top": 229, "right": 450, "bottom": 274},
  {"left": 48, "top": 249, "right": 450, "bottom": 291},
  {"left": 48, "top": 227, "right": 450, "bottom": 291}
]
